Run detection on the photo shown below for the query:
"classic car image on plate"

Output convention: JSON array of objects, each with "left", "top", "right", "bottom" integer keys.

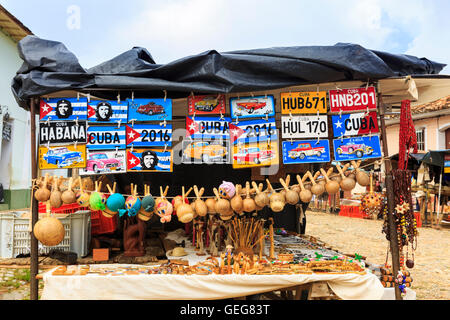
[
  {"left": 282, "top": 140, "right": 330, "bottom": 164},
  {"left": 333, "top": 135, "right": 382, "bottom": 161},
  {"left": 182, "top": 139, "right": 230, "bottom": 164},
  {"left": 127, "top": 98, "right": 173, "bottom": 121},
  {"left": 81, "top": 151, "right": 125, "bottom": 175},
  {"left": 39, "top": 145, "right": 86, "bottom": 169},
  {"left": 229, "top": 95, "right": 275, "bottom": 119},
  {"left": 232, "top": 141, "right": 279, "bottom": 169}
]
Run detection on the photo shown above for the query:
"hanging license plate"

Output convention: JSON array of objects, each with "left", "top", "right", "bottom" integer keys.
[
  {"left": 280, "top": 91, "right": 327, "bottom": 114},
  {"left": 40, "top": 97, "right": 87, "bottom": 121},
  {"left": 80, "top": 149, "right": 126, "bottom": 175},
  {"left": 127, "top": 148, "right": 173, "bottom": 172},
  {"left": 232, "top": 141, "right": 279, "bottom": 169},
  {"left": 126, "top": 124, "right": 172, "bottom": 147},
  {"left": 281, "top": 115, "right": 328, "bottom": 139},
  {"left": 186, "top": 116, "right": 231, "bottom": 139},
  {"left": 229, "top": 118, "right": 278, "bottom": 144},
  {"left": 282, "top": 140, "right": 331, "bottom": 164},
  {"left": 181, "top": 138, "right": 230, "bottom": 164},
  {"left": 87, "top": 125, "right": 126, "bottom": 150},
  {"left": 333, "top": 135, "right": 382, "bottom": 161},
  {"left": 39, "top": 144, "right": 86, "bottom": 169},
  {"left": 329, "top": 86, "right": 377, "bottom": 112},
  {"left": 127, "top": 98, "right": 172, "bottom": 121},
  {"left": 188, "top": 94, "right": 226, "bottom": 115},
  {"left": 39, "top": 121, "right": 87, "bottom": 145},
  {"left": 331, "top": 111, "right": 379, "bottom": 137},
  {"left": 87, "top": 100, "right": 128, "bottom": 124},
  {"left": 229, "top": 95, "right": 275, "bottom": 119}
]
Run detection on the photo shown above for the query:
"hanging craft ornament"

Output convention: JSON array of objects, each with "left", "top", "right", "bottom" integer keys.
[
  {"left": 320, "top": 168, "right": 340, "bottom": 195},
  {"left": 138, "top": 185, "right": 155, "bottom": 221},
  {"left": 34, "top": 173, "right": 51, "bottom": 202},
  {"left": 252, "top": 181, "right": 269, "bottom": 208},
  {"left": 193, "top": 185, "right": 208, "bottom": 217},
  {"left": 33, "top": 201, "right": 65, "bottom": 246},
  {"left": 360, "top": 172, "right": 383, "bottom": 219},
  {"left": 49, "top": 176, "right": 63, "bottom": 209},
  {"left": 230, "top": 184, "right": 244, "bottom": 214},
  {"left": 89, "top": 181, "right": 107, "bottom": 211},
  {"left": 242, "top": 181, "right": 256, "bottom": 213},
  {"left": 177, "top": 186, "right": 195, "bottom": 223},
  {"left": 61, "top": 177, "right": 76, "bottom": 204},
  {"left": 75, "top": 177, "right": 90, "bottom": 207},
  {"left": 351, "top": 160, "right": 370, "bottom": 186},
  {"left": 280, "top": 175, "right": 299, "bottom": 205},
  {"left": 119, "top": 184, "right": 141, "bottom": 217},
  {"left": 154, "top": 186, "right": 173, "bottom": 223},
  {"left": 103, "top": 182, "right": 125, "bottom": 218},
  {"left": 297, "top": 174, "right": 312, "bottom": 203},
  {"left": 307, "top": 171, "right": 325, "bottom": 196},
  {"left": 219, "top": 181, "right": 236, "bottom": 199},
  {"left": 266, "top": 179, "right": 285, "bottom": 212},
  {"left": 336, "top": 163, "right": 356, "bottom": 191},
  {"left": 398, "top": 100, "right": 418, "bottom": 170}
]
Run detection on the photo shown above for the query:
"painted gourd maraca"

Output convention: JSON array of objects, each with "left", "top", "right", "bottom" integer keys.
[
  {"left": 123, "top": 195, "right": 141, "bottom": 217},
  {"left": 103, "top": 183, "right": 125, "bottom": 218},
  {"left": 90, "top": 192, "right": 107, "bottom": 211},
  {"left": 219, "top": 181, "right": 236, "bottom": 199},
  {"left": 156, "top": 200, "right": 173, "bottom": 223}
]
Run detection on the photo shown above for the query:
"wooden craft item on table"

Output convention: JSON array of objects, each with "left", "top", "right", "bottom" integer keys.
[{"left": 93, "top": 248, "right": 110, "bottom": 261}]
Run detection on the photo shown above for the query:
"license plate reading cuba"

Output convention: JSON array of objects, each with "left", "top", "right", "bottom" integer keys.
[{"left": 280, "top": 91, "right": 327, "bottom": 114}]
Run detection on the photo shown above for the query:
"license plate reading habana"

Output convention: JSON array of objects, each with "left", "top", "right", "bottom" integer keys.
[{"left": 280, "top": 91, "right": 327, "bottom": 114}]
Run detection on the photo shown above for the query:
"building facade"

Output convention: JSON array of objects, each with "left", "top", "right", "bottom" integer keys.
[
  {"left": 385, "top": 95, "right": 450, "bottom": 157},
  {"left": 0, "top": 5, "right": 33, "bottom": 210}
]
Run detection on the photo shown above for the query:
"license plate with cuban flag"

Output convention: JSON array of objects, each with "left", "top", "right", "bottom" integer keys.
[
  {"left": 331, "top": 111, "right": 379, "bottom": 137},
  {"left": 40, "top": 97, "right": 87, "bottom": 122},
  {"left": 87, "top": 100, "right": 128, "bottom": 124},
  {"left": 126, "top": 148, "right": 173, "bottom": 172}
]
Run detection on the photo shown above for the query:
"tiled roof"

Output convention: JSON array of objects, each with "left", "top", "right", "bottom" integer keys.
[
  {"left": 386, "top": 95, "right": 450, "bottom": 120},
  {"left": 0, "top": 5, "right": 33, "bottom": 42}
]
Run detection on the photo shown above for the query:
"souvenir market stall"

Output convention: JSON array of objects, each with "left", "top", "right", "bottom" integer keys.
[{"left": 11, "top": 36, "right": 450, "bottom": 300}]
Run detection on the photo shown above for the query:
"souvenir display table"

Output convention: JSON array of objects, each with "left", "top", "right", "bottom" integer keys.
[{"left": 40, "top": 230, "right": 384, "bottom": 300}]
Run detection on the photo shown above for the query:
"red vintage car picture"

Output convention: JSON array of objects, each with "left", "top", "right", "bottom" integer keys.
[
  {"left": 233, "top": 147, "right": 273, "bottom": 164},
  {"left": 137, "top": 101, "right": 165, "bottom": 115},
  {"left": 86, "top": 153, "right": 123, "bottom": 173},
  {"left": 336, "top": 142, "right": 373, "bottom": 158},
  {"left": 236, "top": 99, "right": 267, "bottom": 114},
  {"left": 288, "top": 143, "right": 325, "bottom": 160}
]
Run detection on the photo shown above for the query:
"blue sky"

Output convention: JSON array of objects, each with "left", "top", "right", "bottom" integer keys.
[{"left": 1, "top": 0, "right": 449, "bottom": 74}]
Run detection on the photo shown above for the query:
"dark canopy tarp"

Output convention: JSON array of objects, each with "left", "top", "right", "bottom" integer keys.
[
  {"left": 12, "top": 36, "right": 446, "bottom": 111},
  {"left": 411, "top": 150, "right": 450, "bottom": 168}
]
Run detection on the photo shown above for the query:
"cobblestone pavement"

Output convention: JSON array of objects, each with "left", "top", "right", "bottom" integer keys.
[{"left": 305, "top": 210, "right": 450, "bottom": 300}]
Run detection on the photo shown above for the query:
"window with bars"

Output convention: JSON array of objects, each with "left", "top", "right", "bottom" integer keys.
[{"left": 416, "top": 128, "right": 425, "bottom": 151}]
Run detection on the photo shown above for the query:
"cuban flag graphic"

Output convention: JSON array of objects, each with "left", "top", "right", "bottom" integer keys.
[
  {"left": 229, "top": 118, "right": 278, "bottom": 144},
  {"left": 331, "top": 111, "right": 379, "bottom": 138},
  {"left": 127, "top": 149, "right": 173, "bottom": 172},
  {"left": 126, "top": 124, "right": 172, "bottom": 147},
  {"left": 87, "top": 100, "right": 128, "bottom": 123},
  {"left": 40, "top": 97, "right": 87, "bottom": 121},
  {"left": 186, "top": 116, "right": 231, "bottom": 140},
  {"left": 87, "top": 125, "right": 126, "bottom": 150}
]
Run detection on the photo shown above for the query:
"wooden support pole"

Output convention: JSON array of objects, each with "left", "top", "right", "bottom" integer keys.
[
  {"left": 377, "top": 90, "right": 402, "bottom": 300},
  {"left": 29, "top": 98, "right": 39, "bottom": 300}
]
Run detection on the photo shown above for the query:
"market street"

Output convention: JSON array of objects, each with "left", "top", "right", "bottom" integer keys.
[{"left": 305, "top": 211, "right": 450, "bottom": 300}]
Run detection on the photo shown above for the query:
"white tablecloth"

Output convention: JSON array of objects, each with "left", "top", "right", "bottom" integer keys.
[{"left": 41, "top": 264, "right": 384, "bottom": 300}]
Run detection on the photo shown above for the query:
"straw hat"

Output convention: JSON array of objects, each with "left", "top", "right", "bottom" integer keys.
[
  {"left": 166, "top": 247, "right": 187, "bottom": 257},
  {"left": 415, "top": 190, "right": 425, "bottom": 198}
]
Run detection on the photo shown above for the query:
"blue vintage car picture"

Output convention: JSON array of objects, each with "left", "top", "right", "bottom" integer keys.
[{"left": 43, "top": 147, "right": 83, "bottom": 168}]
